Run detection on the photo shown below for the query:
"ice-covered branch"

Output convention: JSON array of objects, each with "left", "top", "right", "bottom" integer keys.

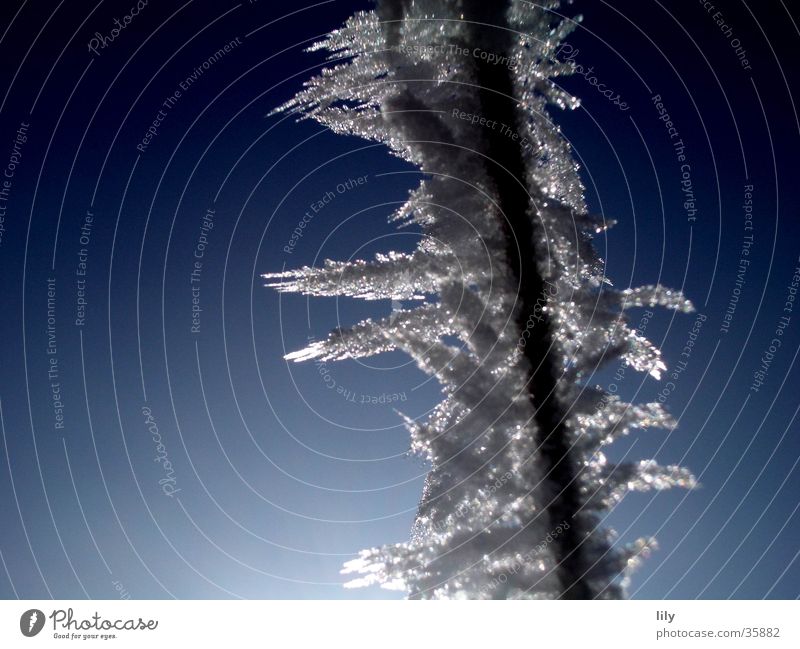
[{"left": 264, "top": 0, "right": 695, "bottom": 599}]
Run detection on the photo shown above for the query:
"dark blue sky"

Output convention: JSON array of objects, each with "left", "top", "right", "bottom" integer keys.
[{"left": 0, "top": 0, "right": 798, "bottom": 599}]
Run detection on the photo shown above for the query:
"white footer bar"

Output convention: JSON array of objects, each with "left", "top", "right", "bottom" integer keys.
[{"left": 1, "top": 600, "right": 796, "bottom": 647}]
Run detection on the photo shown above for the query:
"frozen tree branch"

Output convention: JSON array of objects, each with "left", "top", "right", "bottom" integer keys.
[{"left": 264, "top": 0, "right": 695, "bottom": 599}]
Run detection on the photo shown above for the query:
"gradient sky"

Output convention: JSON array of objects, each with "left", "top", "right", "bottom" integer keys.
[{"left": 0, "top": 0, "right": 798, "bottom": 599}]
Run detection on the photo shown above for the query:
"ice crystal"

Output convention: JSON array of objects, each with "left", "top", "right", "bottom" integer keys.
[{"left": 264, "top": 0, "right": 695, "bottom": 599}]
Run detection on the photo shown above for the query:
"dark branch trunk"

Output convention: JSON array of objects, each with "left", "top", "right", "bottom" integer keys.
[{"left": 465, "top": 3, "right": 595, "bottom": 600}]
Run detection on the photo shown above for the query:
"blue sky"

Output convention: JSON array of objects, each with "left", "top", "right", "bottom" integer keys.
[{"left": 0, "top": 0, "right": 798, "bottom": 599}]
